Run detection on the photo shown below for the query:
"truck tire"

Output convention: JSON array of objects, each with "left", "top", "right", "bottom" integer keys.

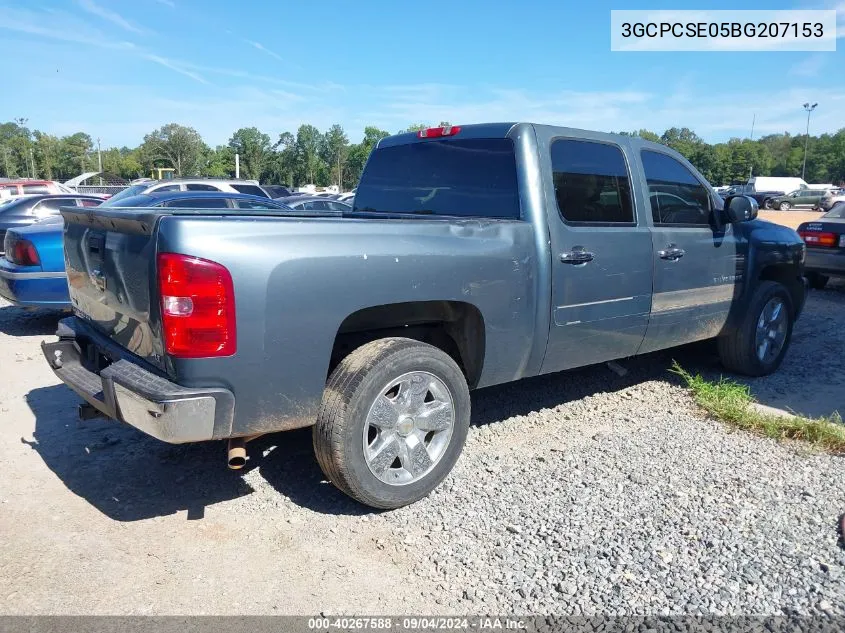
[
  {"left": 313, "top": 337, "right": 471, "bottom": 509},
  {"left": 717, "top": 281, "right": 794, "bottom": 377},
  {"left": 806, "top": 273, "right": 829, "bottom": 290}
]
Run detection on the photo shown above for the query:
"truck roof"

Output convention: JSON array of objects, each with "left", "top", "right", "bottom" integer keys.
[{"left": 377, "top": 122, "right": 675, "bottom": 155}]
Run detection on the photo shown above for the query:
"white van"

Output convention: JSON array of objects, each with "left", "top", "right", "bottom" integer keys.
[{"left": 747, "top": 177, "right": 808, "bottom": 193}]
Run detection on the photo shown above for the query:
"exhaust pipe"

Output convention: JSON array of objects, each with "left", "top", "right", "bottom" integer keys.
[{"left": 227, "top": 438, "right": 247, "bottom": 470}]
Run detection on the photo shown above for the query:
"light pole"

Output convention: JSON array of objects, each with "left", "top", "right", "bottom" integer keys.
[
  {"left": 801, "top": 102, "right": 817, "bottom": 181},
  {"left": 97, "top": 137, "right": 103, "bottom": 185}
]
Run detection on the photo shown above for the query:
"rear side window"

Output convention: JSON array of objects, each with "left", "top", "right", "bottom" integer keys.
[
  {"left": 186, "top": 183, "right": 221, "bottom": 191},
  {"left": 354, "top": 138, "right": 520, "bottom": 219},
  {"left": 153, "top": 184, "right": 181, "bottom": 193},
  {"left": 551, "top": 139, "right": 634, "bottom": 224},
  {"left": 23, "top": 185, "right": 50, "bottom": 194},
  {"left": 31, "top": 198, "right": 72, "bottom": 217},
  {"left": 642, "top": 150, "right": 711, "bottom": 226},
  {"left": 164, "top": 198, "right": 230, "bottom": 209},
  {"left": 231, "top": 184, "right": 268, "bottom": 197}
]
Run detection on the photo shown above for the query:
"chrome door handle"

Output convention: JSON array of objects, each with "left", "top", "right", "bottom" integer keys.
[
  {"left": 658, "top": 246, "right": 685, "bottom": 261},
  {"left": 560, "top": 250, "right": 594, "bottom": 264}
]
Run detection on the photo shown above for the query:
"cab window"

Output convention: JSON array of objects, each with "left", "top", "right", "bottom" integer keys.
[{"left": 641, "top": 150, "right": 711, "bottom": 226}]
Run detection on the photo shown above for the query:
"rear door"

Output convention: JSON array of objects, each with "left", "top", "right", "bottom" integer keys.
[
  {"left": 637, "top": 149, "right": 742, "bottom": 353},
  {"left": 540, "top": 134, "right": 653, "bottom": 373}
]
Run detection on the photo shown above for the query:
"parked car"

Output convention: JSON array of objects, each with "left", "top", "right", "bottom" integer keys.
[
  {"left": 104, "top": 178, "right": 271, "bottom": 206},
  {"left": 770, "top": 188, "right": 831, "bottom": 210},
  {"left": 283, "top": 195, "right": 351, "bottom": 212},
  {"left": 0, "top": 179, "right": 77, "bottom": 199},
  {"left": 0, "top": 194, "right": 102, "bottom": 256},
  {"left": 797, "top": 203, "right": 845, "bottom": 289},
  {"left": 262, "top": 184, "right": 294, "bottom": 198},
  {"left": 718, "top": 185, "right": 785, "bottom": 209},
  {"left": 42, "top": 123, "right": 806, "bottom": 509},
  {"left": 0, "top": 216, "right": 73, "bottom": 309},
  {"left": 819, "top": 188, "right": 845, "bottom": 211},
  {"left": 337, "top": 191, "right": 355, "bottom": 203},
  {"left": 100, "top": 191, "right": 294, "bottom": 210},
  {"left": 0, "top": 193, "right": 293, "bottom": 309},
  {"left": 771, "top": 189, "right": 825, "bottom": 211},
  {"left": 0, "top": 195, "right": 104, "bottom": 308}
]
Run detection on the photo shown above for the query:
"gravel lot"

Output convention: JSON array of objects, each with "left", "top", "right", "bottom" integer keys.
[{"left": 0, "top": 283, "right": 843, "bottom": 616}]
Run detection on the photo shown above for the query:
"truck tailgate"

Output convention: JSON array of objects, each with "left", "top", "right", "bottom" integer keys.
[{"left": 61, "top": 207, "right": 166, "bottom": 370}]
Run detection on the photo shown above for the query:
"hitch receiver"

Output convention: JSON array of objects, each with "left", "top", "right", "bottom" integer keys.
[{"left": 78, "top": 402, "right": 105, "bottom": 421}]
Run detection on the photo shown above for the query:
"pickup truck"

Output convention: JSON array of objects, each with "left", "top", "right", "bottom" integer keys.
[{"left": 42, "top": 123, "right": 807, "bottom": 509}]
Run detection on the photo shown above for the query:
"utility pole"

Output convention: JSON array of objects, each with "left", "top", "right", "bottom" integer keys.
[
  {"left": 802, "top": 102, "right": 817, "bottom": 181},
  {"left": 749, "top": 113, "right": 756, "bottom": 179},
  {"left": 30, "top": 147, "right": 36, "bottom": 179},
  {"left": 1, "top": 146, "right": 9, "bottom": 177},
  {"left": 97, "top": 137, "right": 103, "bottom": 185}
]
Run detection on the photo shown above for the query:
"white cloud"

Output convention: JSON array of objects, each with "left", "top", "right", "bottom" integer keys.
[
  {"left": 143, "top": 54, "right": 209, "bottom": 85},
  {"left": 77, "top": 0, "right": 146, "bottom": 35},
  {"left": 155, "top": 0, "right": 176, "bottom": 7},
  {"left": 789, "top": 54, "right": 827, "bottom": 76},
  {"left": 246, "top": 40, "right": 301, "bottom": 70},
  {"left": 0, "top": 6, "right": 135, "bottom": 49}
]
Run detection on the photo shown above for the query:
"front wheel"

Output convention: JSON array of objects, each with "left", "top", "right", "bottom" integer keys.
[
  {"left": 779, "top": 201, "right": 792, "bottom": 210},
  {"left": 717, "top": 281, "right": 794, "bottom": 376},
  {"left": 313, "top": 337, "right": 471, "bottom": 509}
]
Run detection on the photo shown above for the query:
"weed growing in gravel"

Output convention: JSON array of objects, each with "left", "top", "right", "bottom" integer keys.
[{"left": 671, "top": 362, "right": 845, "bottom": 454}]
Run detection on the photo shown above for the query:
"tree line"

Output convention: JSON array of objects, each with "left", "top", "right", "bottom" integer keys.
[{"left": 1, "top": 118, "right": 844, "bottom": 189}]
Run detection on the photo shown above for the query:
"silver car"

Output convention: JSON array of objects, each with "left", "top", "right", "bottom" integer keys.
[{"left": 105, "top": 178, "right": 270, "bottom": 206}]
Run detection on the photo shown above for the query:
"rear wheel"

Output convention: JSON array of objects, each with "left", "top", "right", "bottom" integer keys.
[
  {"left": 806, "top": 272, "right": 829, "bottom": 290},
  {"left": 313, "top": 337, "right": 470, "bottom": 509},
  {"left": 763, "top": 198, "right": 773, "bottom": 210},
  {"left": 779, "top": 201, "right": 792, "bottom": 210},
  {"left": 717, "top": 281, "right": 794, "bottom": 376}
]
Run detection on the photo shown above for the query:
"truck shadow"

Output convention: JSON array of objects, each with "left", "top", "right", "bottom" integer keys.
[
  {"left": 0, "top": 305, "right": 65, "bottom": 336},
  {"left": 22, "top": 343, "right": 717, "bottom": 521},
  {"left": 24, "top": 384, "right": 255, "bottom": 522}
]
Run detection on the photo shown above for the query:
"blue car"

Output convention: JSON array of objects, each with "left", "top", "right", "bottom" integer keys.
[
  {"left": 0, "top": 195, "right": 104, "bottom": 309},
  {"left": 0, "top": 191, "right": 292, "bottom": 309}
]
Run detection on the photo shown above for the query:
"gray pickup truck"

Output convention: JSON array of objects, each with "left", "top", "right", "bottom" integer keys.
[{"left": 43, "top": 123, "right": 806, "bottom": 509}]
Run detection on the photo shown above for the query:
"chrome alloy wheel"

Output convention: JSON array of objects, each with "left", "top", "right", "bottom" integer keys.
[
  {"left": 755, "top": 297, "right": 787, "bottom": 363},
  {"left": 362, "top": 371, "right": 455, "bottom": 485}
]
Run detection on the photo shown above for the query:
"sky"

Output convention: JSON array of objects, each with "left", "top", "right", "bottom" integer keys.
[{"left": 0, "top": 0, "right": 843, "bottom": 149}]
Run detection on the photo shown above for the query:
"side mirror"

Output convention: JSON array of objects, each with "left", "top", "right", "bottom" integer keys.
[{"left": 724, "top": 195, "right": 758, "bottom": 223}]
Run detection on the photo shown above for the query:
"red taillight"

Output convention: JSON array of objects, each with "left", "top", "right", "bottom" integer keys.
[
  {"left": 8, "top": 237, "right": 40, "bottom": 266},
  {"left": 417, "top": 125, "right": 461, "bottom": 139},
  {"left": 798, "top": 231, "right": 837, "bottom": 247},
  {"left": 157, "top": 252, "right": 236, "bottom": 358}
]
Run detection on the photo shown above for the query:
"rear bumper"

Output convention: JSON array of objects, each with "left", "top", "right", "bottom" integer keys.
[
  {"left": 42, "top": 317, "right": 234, "bottom": 443},
  {"left": 804, "top": 249, "right": 845, "bottom": 277}
]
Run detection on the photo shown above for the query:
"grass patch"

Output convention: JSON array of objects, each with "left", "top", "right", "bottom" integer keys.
[{"left": 671, "top": 362, "right": 845, "bottom": 454}]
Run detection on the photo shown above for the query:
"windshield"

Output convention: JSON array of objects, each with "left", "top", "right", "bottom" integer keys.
[
  {"left": 823, "top": 203, "right": 845, "bottom": 219},
  {"left": 353, "top": 138, "right": 520, "bottom": 219},
  {"left": 101, "top": 184, "right": 149, "bottom": 206}
]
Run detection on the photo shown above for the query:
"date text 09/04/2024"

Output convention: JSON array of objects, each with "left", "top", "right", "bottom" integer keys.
[{"left": 307, "top": 617, "right": 527, "bottom": 630}]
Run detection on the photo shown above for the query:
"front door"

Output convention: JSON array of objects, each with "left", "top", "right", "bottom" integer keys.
[
  {"left": 636, "top": 149, "right": 743, "bottom": 353},
  {"left": 541, "top": 135, "right": 654, "bottom": 374}
]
